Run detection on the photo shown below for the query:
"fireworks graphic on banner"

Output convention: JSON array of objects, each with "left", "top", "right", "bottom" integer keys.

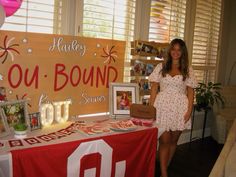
[
  {"left": 101, "top": 45, "right": 117, "bottom": 64},
  {"left": 0, "top": 35, "right": 20, "bottom": 64}
]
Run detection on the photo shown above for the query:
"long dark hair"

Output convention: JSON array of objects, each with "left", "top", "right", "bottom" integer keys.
[{"left": 161, "top": 38, "right": 189, "bottom": 81}]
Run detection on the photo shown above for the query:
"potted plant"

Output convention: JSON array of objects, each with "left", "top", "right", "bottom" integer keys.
[
  {"left": 13, "top": 122, "right": 28, "bottom": 139},
  {"left": 195, "top": 82, "right": 225, "bottom": 111}
]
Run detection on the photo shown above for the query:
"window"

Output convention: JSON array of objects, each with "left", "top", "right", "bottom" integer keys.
[
  {"left": 149, "top": 0, "right": 187, "bottom": 43},
  {"left": 79, "top": 0, "right": 136, "bottom": 82},
  {"left": 81, "top": 0, "right": 135, "bottom": 40},
  {"left": 1, "top": 0, "right": 63, "bottom": 34},
  {"left": 191, "top": 0, "right": 222, "bottom": 83}
]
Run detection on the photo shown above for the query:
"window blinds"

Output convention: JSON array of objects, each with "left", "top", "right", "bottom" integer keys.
[
  {"left": 82, "top": 0, "right": 136, "bottom": 82},
  {"left": 82, "top": 0, "right": 135, "bottom": 41},
  {"left": 1, "top": 0, "right": 63, "bottom": 34},
  {"left": 149, "top": 0, "right": 187, "bottom": 43},
  {"left": 191, "top": 0, "right": 222, "bottom": 83}
]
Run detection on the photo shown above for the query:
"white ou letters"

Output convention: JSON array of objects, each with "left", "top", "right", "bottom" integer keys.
[
  {"left": 67, "top": 139, "right": 126, "bottom": 177},
  {"left": 40, "top": 100, "right": 72, "bottom": 126}
]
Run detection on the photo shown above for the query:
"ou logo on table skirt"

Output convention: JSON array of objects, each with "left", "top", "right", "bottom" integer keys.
[{"left": 67, "top": 139, "right": 126, "bottom": 177}]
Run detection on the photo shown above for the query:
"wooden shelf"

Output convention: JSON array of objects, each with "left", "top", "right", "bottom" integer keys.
[
  {"left": 130, "top": 59, "right": 162, "bottom": 66},
  {"left": 131, "top": 40, "right": 169, "bottom": 57},
  {"left": 130, "top": 40, "right": 169, "bottom": 103}
]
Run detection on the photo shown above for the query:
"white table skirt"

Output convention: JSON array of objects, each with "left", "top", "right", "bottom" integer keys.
[{"left": 0, "top": 153, "right": 12, "bottom": 177}]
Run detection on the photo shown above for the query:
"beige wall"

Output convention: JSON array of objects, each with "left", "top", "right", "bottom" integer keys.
[{"left": 218, "top": 0, "right": 236, "bottom": 85}]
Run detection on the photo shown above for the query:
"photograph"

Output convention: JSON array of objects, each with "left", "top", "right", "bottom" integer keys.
[
  {"left": 135, "top": 41, "right": 160, "bottom": 56},
  {"left": 139, "top": 79, "right": 150, "bottom": 91},
  {"left": 116, "top": 91, "right": 132, "bottom": 110},
  {"left": 145, "top": 63, "right": 154, "bottom": 76},
  {"left": 0, "top": 100, "right": 29, "bottom": 130},
  {"left": 0, "top": 109, "right": 10, "bottom": 137},
  {"left": 133, "top": 60, "right": 146, "bottom": 76},
  {"left": 29, "top": 112, "right": 41, "bottom": 131},
  {"left": 109, "top": 82, "right": 139, "bottom": 118},
  {"left": 142, "top": 95, "right": 150, "bottom": 106}
]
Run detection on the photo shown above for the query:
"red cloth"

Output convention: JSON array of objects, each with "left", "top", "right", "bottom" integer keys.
[
  {"left": 11, "top": 128, "right": 158, "bottom": 177},
  {"left": 0, "top": 95, "right": 6, "bottom": 101}
]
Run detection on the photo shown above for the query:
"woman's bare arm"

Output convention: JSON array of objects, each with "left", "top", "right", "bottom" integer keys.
[
  {"left": 149, "top": 82, "right": 159, "bottom": 106},
  {"left": 184, "top": 86, "right": 194, "bottom": 123}
]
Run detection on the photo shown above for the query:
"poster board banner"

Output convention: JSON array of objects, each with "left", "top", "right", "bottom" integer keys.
[{"left": 0, "top": 30, "right": 125, "bottom": 115}]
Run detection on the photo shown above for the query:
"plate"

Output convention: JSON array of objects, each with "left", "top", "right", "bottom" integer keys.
[{"left": 110, "top": 126, "right": 137, "bottom": 132}]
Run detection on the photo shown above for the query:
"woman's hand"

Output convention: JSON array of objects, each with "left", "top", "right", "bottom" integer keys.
[{"left": 184, "top": 111, "right": 191, "bottom": 123}]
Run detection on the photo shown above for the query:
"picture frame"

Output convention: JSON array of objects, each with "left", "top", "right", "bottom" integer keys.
[
  {"left": 109, "top": 82, "right": 139, "bottom": 118},
  {"left": 0, "top": 109, "right": 10, "bottom": 137},
  {"left": 28, "top": 112, "right": 41, "bottom": 131},
  {"left": 0, "top": 99, "right": 29, "bottom": 131}
]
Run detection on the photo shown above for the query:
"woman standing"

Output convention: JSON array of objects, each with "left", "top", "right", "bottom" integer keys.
[{"left": 149, "top": 38, "right": 197, "bottom": 177}]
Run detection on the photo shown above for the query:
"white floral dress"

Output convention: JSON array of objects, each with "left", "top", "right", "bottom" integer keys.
[{"left": 149, "top": 63, "right": 198, "bottom": 131}]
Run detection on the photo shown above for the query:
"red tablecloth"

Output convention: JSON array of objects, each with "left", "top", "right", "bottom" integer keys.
[{"left": 11, "top": 127, "right": 158, "bottom": 177}]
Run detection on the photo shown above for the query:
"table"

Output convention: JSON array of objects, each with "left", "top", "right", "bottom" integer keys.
[{"left": 0, "top": 116, "right": 159, "bottom": 177}]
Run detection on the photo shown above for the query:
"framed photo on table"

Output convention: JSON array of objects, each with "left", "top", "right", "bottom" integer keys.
[
  {"left": 0, "top": 100, "right": 29, "bottom": 130},
  {"left": 109, "top": 82, "right": 139, "bottom": 118},
  {"left": 28, "top": 112, "right": 41, "bottom": 131},
  {"left": 0, "top": 109, "right": 10, "bottom": 137}
]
